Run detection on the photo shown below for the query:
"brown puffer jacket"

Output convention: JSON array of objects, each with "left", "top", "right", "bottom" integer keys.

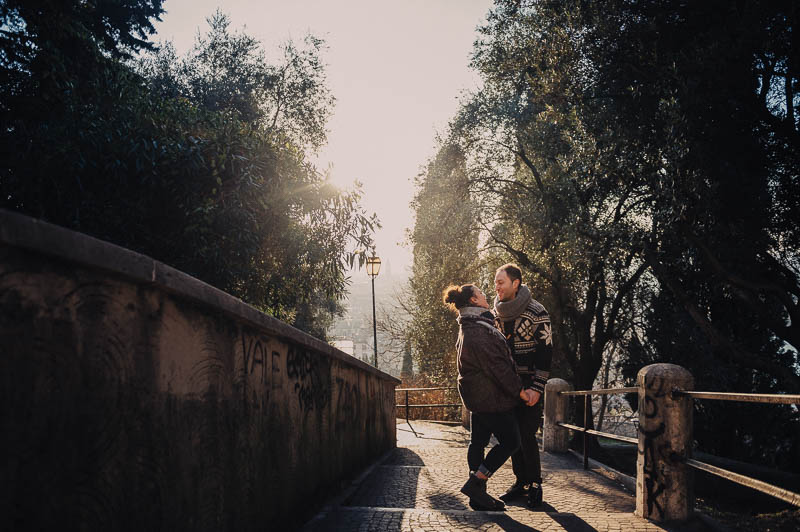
[{"left": 456, "top": 308, "right": 523, "bottom": 413}]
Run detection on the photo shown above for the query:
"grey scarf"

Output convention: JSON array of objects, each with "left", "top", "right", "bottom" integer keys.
[{"left": 494, "top": 285, "right": 532, "bottom": 322}]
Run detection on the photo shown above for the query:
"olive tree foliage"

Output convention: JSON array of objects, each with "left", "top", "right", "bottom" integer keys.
[
  {"left": 538, "top": 0, "right": 800, "bottom": 394},
  {"left": 403, "top": 142, "right": 482, "bottom": 385},
  {"left": 444, "top": 0, "right": 798, "bottom": 462},
  {"left": 586, "top": 0, "right": 800, "bottom": 467},
  {"left": 0, "top": 3, "right": 377, "bottom": 339},
  {"left": 138, "top": 11, "right": 333, "bottom": 153},
  {"left": 450, "top": 1, "right": 651, "bottom": 433}
]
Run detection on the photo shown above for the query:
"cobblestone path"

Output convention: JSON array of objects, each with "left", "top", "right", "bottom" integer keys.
[{"left": 302, "top": 420, "right": 714, "bottom": 531}]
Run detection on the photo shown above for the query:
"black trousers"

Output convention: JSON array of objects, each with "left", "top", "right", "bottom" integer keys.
[
  {"left": 510, "top": 401, "right": 544, "bottom": 484},
  {"left": 467, "top": 409, "right": 521, "bottom": 476}
]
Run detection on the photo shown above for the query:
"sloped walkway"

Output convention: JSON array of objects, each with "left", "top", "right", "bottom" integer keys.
[{"left": 302, "top": 420, "right": 714, "bottom": 531}]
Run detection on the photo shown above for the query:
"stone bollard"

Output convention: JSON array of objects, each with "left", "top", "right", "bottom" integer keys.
[
  {"left": 636, "top": 363, "right": 694, "bottom": 523},
  {"left": 543, "top": 378, "right": 571, "bottom": 452}
]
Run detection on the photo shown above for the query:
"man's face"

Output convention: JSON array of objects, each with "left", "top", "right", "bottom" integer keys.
[{"left": 494, "top": 270, "right": 519, "bottom": 302}]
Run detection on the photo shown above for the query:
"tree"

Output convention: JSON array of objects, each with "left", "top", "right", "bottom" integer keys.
[
  {"left": 451, "top": 0, "right": 652, "bottom": 442},
  {"left": 0, "top": 5, "right": 377, "bottom": 339},
  {"left": 405, "top": 142, "right": 482, "bottom": 385},
  {"left": 139, "top": 11, "right": 333, "bottom": 153},
  {"left": 586, "top": 0, "right": 800, "bottom": 469},
  {"left": 598, "top": 0, "right": 800, "bottom": 392},
  {"left": 449, "top": 0, "right": 799, "bottom": 464}
]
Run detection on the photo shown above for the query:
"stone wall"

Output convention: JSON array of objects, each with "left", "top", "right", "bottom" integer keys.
[{"left": 0, "top": 209, "right": 399, "bottom": 531}]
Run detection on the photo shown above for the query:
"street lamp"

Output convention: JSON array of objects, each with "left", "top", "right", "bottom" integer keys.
[{"left": 366, "top": 256, "right": 381, "bottom": 368}]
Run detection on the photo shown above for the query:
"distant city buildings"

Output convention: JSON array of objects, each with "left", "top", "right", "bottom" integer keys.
[{"left": 327, "top": 264, "right": 411, "bottom": 379}]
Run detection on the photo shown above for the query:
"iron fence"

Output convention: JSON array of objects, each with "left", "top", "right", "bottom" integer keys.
[
  {"left": 672, "top": 390, "right": 800, "bottom": 506},
  {"left": 558, "top": 387, "right": 638, "bottom": 470},
  {"left": 557, "top": 386, "right": 800, "bottom": 507},
  {"left": 395, "top": 386, "right": 461, "bottom": 435}
]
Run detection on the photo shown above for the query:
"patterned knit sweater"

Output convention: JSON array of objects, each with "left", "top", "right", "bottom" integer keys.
[{"left": 494, "top": 295, "right": 553, "bottom": 394}]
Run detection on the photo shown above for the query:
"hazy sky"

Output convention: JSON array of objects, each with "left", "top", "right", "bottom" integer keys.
[{"left": 153, "top": 0, "right": 493, "bottom": 277}]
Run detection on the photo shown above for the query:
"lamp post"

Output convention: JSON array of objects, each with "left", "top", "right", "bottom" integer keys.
[{"left": 366, "top": 256, "right": 381, "bottom": 368}]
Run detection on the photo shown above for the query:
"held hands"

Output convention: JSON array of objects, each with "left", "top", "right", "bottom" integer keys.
[{"left": 519, "top": 388, "right": 541, "bottom": 407}]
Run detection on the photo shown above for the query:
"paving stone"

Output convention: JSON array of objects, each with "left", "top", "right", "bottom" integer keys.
[{"left": 302, "top": 420, "right": 714, "bottom": 532}]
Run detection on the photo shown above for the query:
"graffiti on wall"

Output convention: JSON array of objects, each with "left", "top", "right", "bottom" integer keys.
[
  {"left": 240, "top": 331, "right": 269, "bottom": 385},
  {"left": 335, "top": 376, "right": 360, "bottom": 430},
  {"left": 236, "top": 330, "right": 284, "bottom": 410},
  {"left": 287, "top": 344, "right": 331, "bottom": 413}
]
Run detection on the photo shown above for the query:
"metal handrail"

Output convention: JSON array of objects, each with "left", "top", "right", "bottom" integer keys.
[
  {"left": 394, "top": 403, "right": 461, "bottom": 408},
  {"left": 672, "top": 390, "right": 800, "bottom": 404},
  {"left": 558, "top": 423, "right": 637, "bottom": 445},
  {"left": 395, "top": 386, "right": 460, "bottom": 436},
  {"left": 557, "top": 386, "right": 636, "bottom": 469},
  {"left": 558, "top": 385, "right": 800, "bottom": 507},
  {"left": 675, "top": 390, "right": 800, "bottom": 507},
  {"left": 686, "top": 458, "right": 800, "bottom": 507},
  {"left": 561, "top": 387, "right": 638, "bottom": 396},
  {"left": 396, "top": 387, "right": 456, "bottom": 392}
]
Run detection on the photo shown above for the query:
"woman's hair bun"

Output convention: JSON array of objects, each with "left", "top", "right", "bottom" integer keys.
[
  {"left": 442, "top": 284, "right": 476, "bottom": 311},
  {"left": 444, "top": 288, "right": 458, "bottom": 304}
]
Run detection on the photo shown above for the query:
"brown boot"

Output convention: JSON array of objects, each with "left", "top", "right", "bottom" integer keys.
[{"left": 461, "top": 474, "right": 505, "bottom": 511}]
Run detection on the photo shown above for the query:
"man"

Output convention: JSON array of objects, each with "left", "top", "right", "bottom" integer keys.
[{"left": 493, "top": 263, "right": 553, "bottom": 508}]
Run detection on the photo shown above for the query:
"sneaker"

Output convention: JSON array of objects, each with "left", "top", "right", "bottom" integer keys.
[
  {"left": 461, "top": 474, "right": 505, "bottom": 511},
  {"left": 526, "top": 484, "right": 543, "bottom": 508},
  {"left": 499, "top": 479, "right": 528, "bottom": 502}
]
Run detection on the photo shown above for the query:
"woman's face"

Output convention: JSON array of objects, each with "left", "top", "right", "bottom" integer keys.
[{"left": 470, "top": 287, "right": 490, "bottom": 309}]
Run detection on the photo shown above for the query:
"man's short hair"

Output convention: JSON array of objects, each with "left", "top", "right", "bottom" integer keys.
[{"left": 496, "top": 263, "right": 522, "bottom": 284}]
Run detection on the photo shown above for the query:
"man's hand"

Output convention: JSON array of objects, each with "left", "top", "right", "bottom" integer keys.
[
  {"left": 519, "top": 388, "right": 533, "bottom": 403},
  {"left": 525, "top": 389, "right": 541, "bottom": 407}
]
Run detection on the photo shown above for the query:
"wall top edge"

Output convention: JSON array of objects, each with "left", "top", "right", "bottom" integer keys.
[{"left": 0, "top": 209, "right": 400, "bottom": 384}]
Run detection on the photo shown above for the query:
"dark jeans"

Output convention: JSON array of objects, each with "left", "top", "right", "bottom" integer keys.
[
  {"left": 510, "top": 401, "right": 544, "bottom": 484},
  {"left": 468, "top": 409, "right": 521, "bottom": 476}
]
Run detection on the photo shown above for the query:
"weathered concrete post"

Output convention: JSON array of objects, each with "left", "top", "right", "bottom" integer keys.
[
  {"left": 543, "top": 378, "right": 571, "bottom": 452},
  {"left": 636, "top": 363, "right": 694, "bottom": 523}
]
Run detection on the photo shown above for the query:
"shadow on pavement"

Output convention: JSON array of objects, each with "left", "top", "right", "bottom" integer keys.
[
  {"left": 344, "top": 448, "right": 421, "bottom": 508},
  {"left": 502, "top": 500, "right": 559, "bottom": 513},
  {"left": 426, "top": 491, "right": 468, "bottom": 511},
  {"left": 481, "top": 513, "right": 540, "bottom": 531},
  {"left": 408, "top": 434, "right": 470, "bottom": 443},
  {"left": 383, "top": 447, "right": 425, "bottom": 466},
  {"left": 549, "top": 513, "right": 599, "bottom": 531}
]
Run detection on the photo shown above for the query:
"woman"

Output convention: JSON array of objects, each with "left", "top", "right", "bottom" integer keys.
[{"left": 443, "top": 283, "right": 535, "bottom": 511}]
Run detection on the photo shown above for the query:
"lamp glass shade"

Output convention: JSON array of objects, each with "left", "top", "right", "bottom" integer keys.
[{"left": 366, "top": 256, "right": 381, "bottom": 277}]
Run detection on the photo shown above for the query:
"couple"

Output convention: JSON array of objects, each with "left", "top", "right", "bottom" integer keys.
[{"left": 443, "top": 263, "right": 553, "bottom": 511}]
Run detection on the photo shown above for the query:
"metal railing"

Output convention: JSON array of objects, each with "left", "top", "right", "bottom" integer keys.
[
  {"left": 557, "top": 386, "right": 800, "bottom": 507},
  {"left": 558, "top": 387, "right": 638, "bottom": 470},
  {"left": 671, "top": 390, "right": 800, "bottom": 506},
  {"left": 395, "top": 386, "right": 461, "bottom": 436}
]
